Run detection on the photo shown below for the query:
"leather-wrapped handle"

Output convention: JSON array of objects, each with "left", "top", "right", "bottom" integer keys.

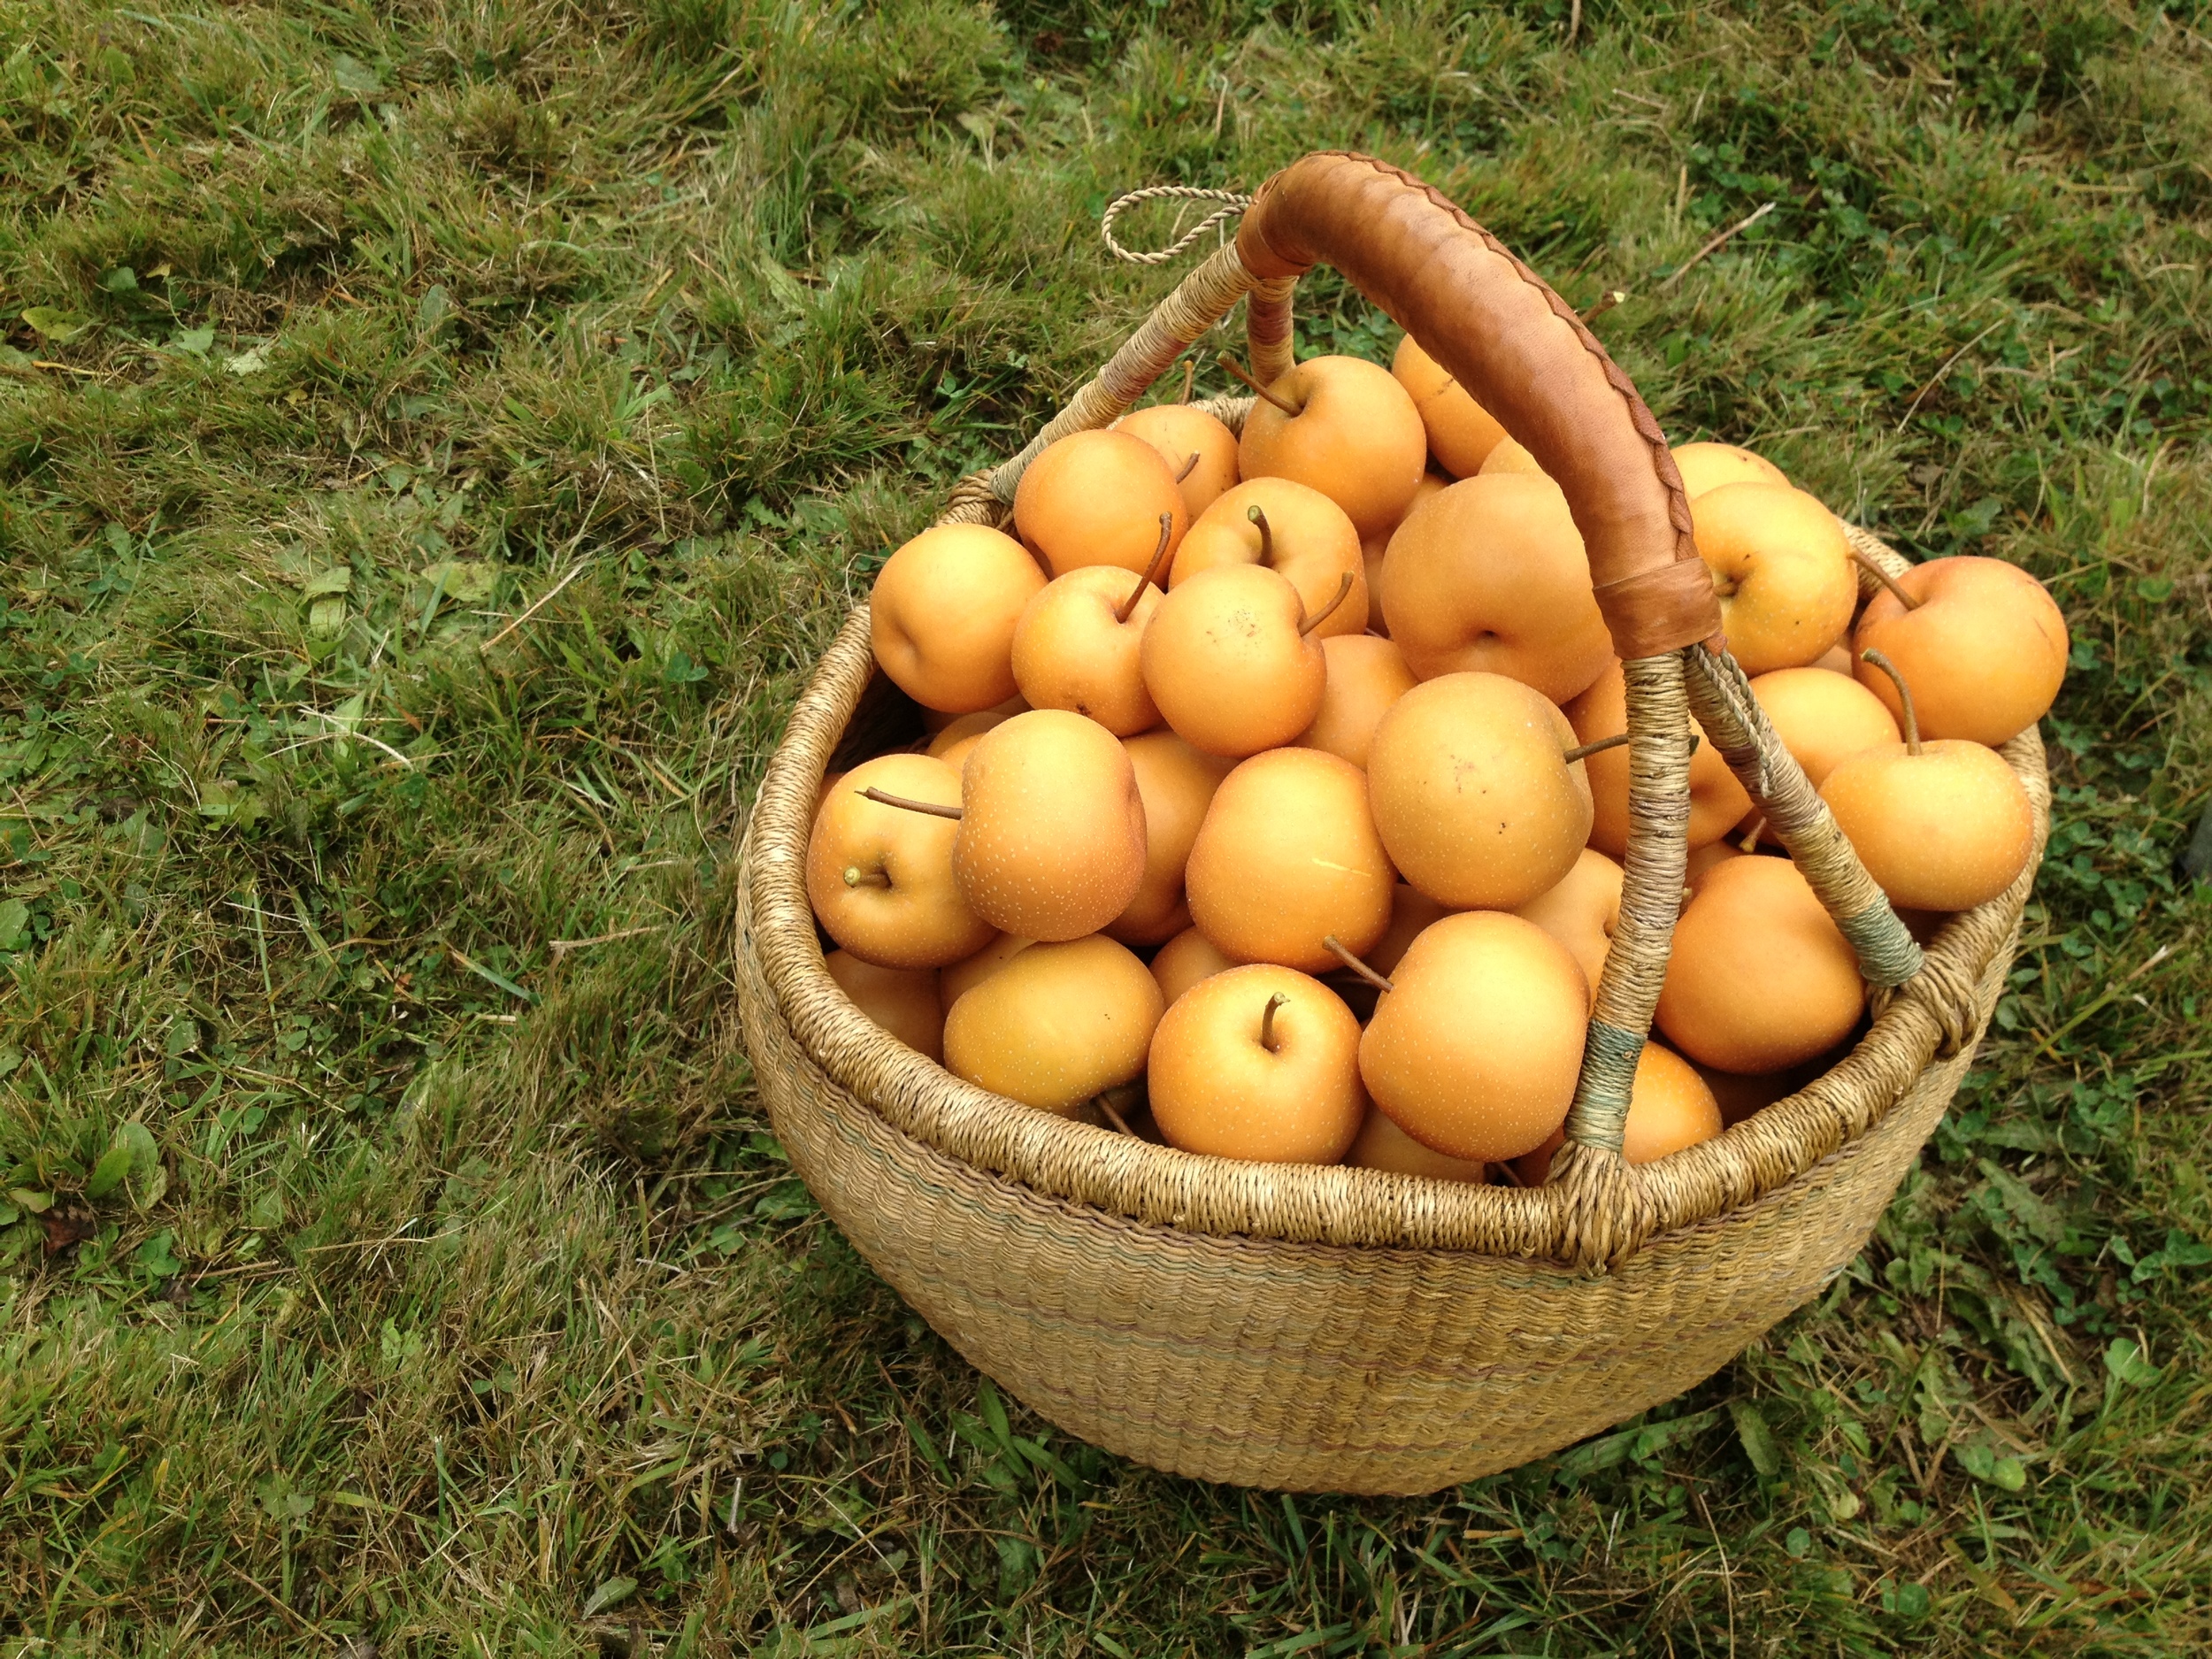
[{"left": 1237, "top": 153, "right": 1723, "bottom": 659}]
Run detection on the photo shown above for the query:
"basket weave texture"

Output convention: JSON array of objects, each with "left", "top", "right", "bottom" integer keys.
[{"left": 734, "top": 154, "right": 2051, "bottom": 1493}]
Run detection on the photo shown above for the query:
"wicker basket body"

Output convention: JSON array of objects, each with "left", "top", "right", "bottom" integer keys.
[
  {"left": 736, "top": 631, "right": 2039, "bottom": 1494},
  {"left": 734, "top": 154, "right": 2049, "bottom": 1493}
]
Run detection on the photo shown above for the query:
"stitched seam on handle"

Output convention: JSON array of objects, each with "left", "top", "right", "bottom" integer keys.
[{"left": 1253, "top": 151, "right": 1699, "bottom": 555}]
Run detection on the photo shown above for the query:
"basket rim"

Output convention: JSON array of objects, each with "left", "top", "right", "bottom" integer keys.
[{"left": 737, "top": 579, "right": 2048, "bottom": 1261}]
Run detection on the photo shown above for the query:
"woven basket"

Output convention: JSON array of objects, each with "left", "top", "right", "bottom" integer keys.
[{"left": 734, "top": 154, "right": 2049, "bottom": 1494}]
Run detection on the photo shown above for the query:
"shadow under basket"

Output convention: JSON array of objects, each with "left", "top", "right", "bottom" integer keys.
[{"left": 733, "top": 151, "right": 2049, "bottom": 1494}]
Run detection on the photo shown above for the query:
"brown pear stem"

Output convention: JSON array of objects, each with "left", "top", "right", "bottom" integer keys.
[
  {"left": 1117, "top": 512, "right": 1176, "bottom": 623},
  {"left": 858, "top": 787, "right": 962, "bottom": 820},
  {"left": 1175, "top": 449, "right": 1202, "bottom": 483},
  {"left": 1850, "top": 547, "right": 1922, "bottom": 611},
  {"left": 1739, "top": 817, "right": 1765, "bottom": 853},
  {"left": 1561, "top": 732, "right": 1632, "bottom": 764},
  {"left": 1177, "top": 357, "right": 1196, "bottom": 404},
  {"left": 1322, "top": 934, "right": 1394, "bottom": 993},
  {"left": 1217, "top": 353, "right": 1300, "bottom": 418},
  {"left": 1246, "top": 503, "right": 1274, "bottom": 565},
  {"left": 1581, "top": 288, "right": 1628, "bottom": 322},
  {"left": 841, "top": 864, "right": 890, "bottom": 888},
  {"left": 1299, "top": 572, "right": 1355, "bottom": 636},
  {"left": 1861, "top": 648, "right": 1922, "bottom": 753},
  {"left": 1096, "top": 1095, "right": 1135, "bottom": 1135},
  {"left": 1258, "top": 991, "right": 1288, "bottom": 1053}
]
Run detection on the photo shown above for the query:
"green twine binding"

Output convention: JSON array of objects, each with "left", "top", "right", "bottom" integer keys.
[
  {"left": 1563, "top": 1019, "right": 1647, "bottom": 1154},
  {"left": 1836, "top": 898, "right": 1924, "bottom": 988}
]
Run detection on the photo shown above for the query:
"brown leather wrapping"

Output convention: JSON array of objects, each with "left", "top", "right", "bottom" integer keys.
[{"left": 1236, "top": 153, "right": 1722, "bottom": 659}]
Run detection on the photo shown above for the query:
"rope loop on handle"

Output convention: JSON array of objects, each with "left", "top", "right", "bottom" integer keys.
[{"left": 1102, "top": 185, "right": 1254, "bottom": 265}]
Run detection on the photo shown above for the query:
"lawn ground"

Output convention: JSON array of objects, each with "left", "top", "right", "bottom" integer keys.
[{"left": 4, "top": 2, "right": 2212, "bottom": 1654}]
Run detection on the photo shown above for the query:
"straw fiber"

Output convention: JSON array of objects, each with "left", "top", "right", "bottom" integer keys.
[{"left": 733, "top": 152, "right": 2048, "bottom": 1492}]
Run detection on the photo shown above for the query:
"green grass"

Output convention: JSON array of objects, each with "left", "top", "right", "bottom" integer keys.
[{"left": 3, "top": 0, "right": 2210, "bottom": 1652}]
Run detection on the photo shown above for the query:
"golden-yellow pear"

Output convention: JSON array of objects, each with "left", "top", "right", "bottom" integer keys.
[
  {"left": 924, "top": 691, "right": 1025, "bottom": 735},
  {"left": 1012, "top": 428, "right": 1189, "bottom": 578},
  {"left": 1671, "top": 441, "right": 1787, "bottom": 498},
  {"left": 1140, "top": 563, "right": 1327, "bottom": 757},
  {"left": 1750, "top": 666, "right": 1901, "bottom": 789},
  {"left": 1148, "top": 965, "right": 1365, "bottom": 1164},
  {"left": 1693, "top": 1044, "right": 1842, "bottom": 1126},
  {"left": 1737, "top": 666, "right": 1900, "bottom": 843},
  {"left": 1818, "top": 653, "right": 2034, "bottom": 912},
  {"left": 1325, "top": 881, "right": 1448, "bottom": 1022},
  {"left": 1656, "top": 855, "right": 1864, "bottom": 1073},
  {"left": 1150, "top": 925, "right": 1236, "bottom": 1006},
  {"left": 1346, "top": 1108, "right": 1487, "bottom": 1181},
  {"left": 824, "top": 949, "right": 944, "bottom": 1062},
  {"left": 1510, "top": 1043, "right": 1722, "bottom": 1184},
  {"left": 870, "top": 524, "right": 1047, "bottom": 713},
  {"left": 1479, "top": 435, "right": 1545, "bottom": 477},
  {"left": 1108, "top": 732, "right": 1234, "bottom": 947},
  {"left": 954, "top": 710, "right": 1148, "bottom": 941},
  {"left": 1185, "top": 748, "right": 1396, "bottom": 974},
  {"left": 806, "top": 753, "right": 995, "bottom": 969},
  {"left": 1171, "top": 478, "right": 1367, "bottom": 639},
  {"left": 1010, "top": 563, "right": 1164, "bottom": 737},
  {"left": 1390, "top": 334, "right": 1507, "bottom": 477},
  {"left": 939, "top": 933, "right": 1033, "bottom": 1013},
  {"left": 1852, "top": 555, "right": 2068, "bottom": 746},
  {"left": 1360, "top": 471, "right": 1447, "bottom": 636},
  {"left": 927, "top": 705, "right": 1018, "bottom": 760},
  {"left": 1564, "top": 659, "right": 1752, "bottom": 854},
  {"left": 1295, "top": 634, "right": 1417, "bottom": 769},
  {"left": 1693, "top": 483, "right": 1859, "bottom": 674},
  {"left": 934, "top": 732, "right": 987, "bottom": 775},
  {"left": 942, "top": 935, "right": 1164, "bottom": 1114},
  {"left": 1367, "top": 882, "right": 1451, "bottom": 979},
  {"left": 1359, "top": 911, "right": 1588, "bottom": 1163},
  {"left": 1237, "top": 355, "right": 1428, "bottom": 539},
  {"left": 1366, "top": 672, "right": 1593, "bottom": 910},
  {"left": 1380, "top": 473, "right": 1611, "bottom": 703},
  {"left": 1512, "top": 847, "right": 1624, "bottom": 999},
  {"left": 1118, "top": 402, "right": 1240, "bottom": 520},
  {"left": 1686, "top": 840, "right": 1747, "bottom": 892}
]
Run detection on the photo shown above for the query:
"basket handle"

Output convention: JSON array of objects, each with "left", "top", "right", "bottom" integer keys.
[{"left": 1237, "top": 152, "right": 1723, "bottom": 661}]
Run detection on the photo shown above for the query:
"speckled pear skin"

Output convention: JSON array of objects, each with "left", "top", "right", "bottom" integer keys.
[{"left": 954, "top": 710, "right": 1148, "bottom": 941}]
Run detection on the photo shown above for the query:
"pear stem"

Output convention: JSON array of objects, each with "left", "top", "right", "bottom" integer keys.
[
  {"left": 1246, "top": 503, "right": 1274, "bottom": 565},
  {"left": 1117, "top": 512, "right": 1176, "bottom": 624},
  {"left": 1861, "top": 648, "right": 1923, "bottom": 753},
  {"left": 1322, "top": 934, "right": 1394, "bottom": 993},
  {"left": 1739, "top": 817, "right": 1765, "bottom": 853},
  {"left": 1096, "top": 1095, "right": 1135, "bottom": 1135},
  {"left": 1850, "top": 547, "right": 1922, "bottom": 611},
  {"left": 1259, "top": 991, "right": 1288, "bottom": 1053},
  {"left": 1175, "top": 449, "right": 1202, "bottom": 483},
  {"left": 1177, "top": 357, "right": 1196, "bottom": 404},
  {"left": 841, "top": 864, "right": 889, "bottom": 888},
  {"left": 1216, "top": 353, "right": 1300, "bottom": 417},
  {"left": 1298, "top": 572, "right": 1355, "bottom": 636},
  {"left": 1581, "top": 288, "right": 1628, "bottom": 323},
  {"left": 1562, "top": 732, "right": 1632, "bottom": 764},
  {"left": 858, "top": 787, "right": 962, "bottom": 820}
]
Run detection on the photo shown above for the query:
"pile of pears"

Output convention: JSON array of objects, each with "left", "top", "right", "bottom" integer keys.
[{"left": 807, "top": 340, "right": 2066, "bottom": 1185}]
